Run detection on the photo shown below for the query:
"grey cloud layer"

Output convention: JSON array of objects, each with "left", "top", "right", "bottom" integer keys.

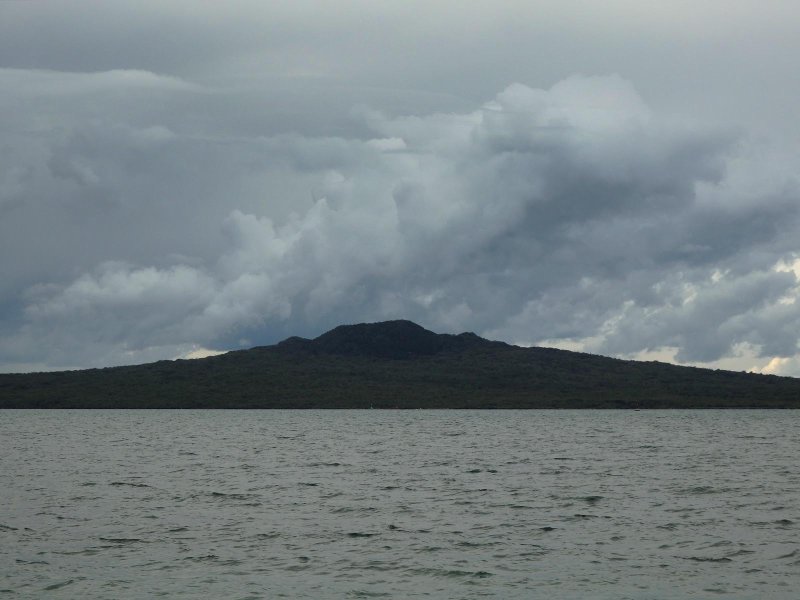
[
  {"left": 2, "top": 71, "right": 799, "bottom": 371},
  {"left": 4, "top": 1, "right": 800, "bottom": 138}
]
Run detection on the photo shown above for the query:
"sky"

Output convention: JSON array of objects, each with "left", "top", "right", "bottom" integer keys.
[{"left": 2, "top": 0, "right": 800, "bottom": 375}]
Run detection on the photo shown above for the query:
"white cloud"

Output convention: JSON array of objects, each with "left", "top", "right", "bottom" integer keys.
[
  {"left": 177, "top": 346, "right": 227, "bottom": 360},
  {"left": 2, "top": 74, "right": 800, "bottom": 373}
]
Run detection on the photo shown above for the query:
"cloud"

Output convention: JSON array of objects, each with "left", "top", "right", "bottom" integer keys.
[
  {"left": 5, "top": 0, "right": 800, "bottom": 142},
  {"left": 2, "top": 73, "right": 800, "bottom": 372}
]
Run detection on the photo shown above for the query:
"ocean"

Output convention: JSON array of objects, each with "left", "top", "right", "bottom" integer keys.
[{"left": 2, "top": 409, "right": 799, "bottom": 598}]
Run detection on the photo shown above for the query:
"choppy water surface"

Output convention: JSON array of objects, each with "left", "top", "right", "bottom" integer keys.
[{"left": 2, "top": 410, "right": 799, "bottom": 598}]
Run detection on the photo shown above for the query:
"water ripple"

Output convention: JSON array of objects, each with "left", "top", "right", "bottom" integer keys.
[{"left": 1, "top": 409, "right": 799, "bottom": 599}]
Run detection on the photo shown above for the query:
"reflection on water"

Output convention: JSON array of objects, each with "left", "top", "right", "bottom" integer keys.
[{"left": 2, "top": 409, "right": 799, "bottom": 598}]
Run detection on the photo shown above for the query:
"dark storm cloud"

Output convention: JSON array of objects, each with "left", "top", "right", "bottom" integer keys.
[
  {"left": 2, "top": 1, "right": 800, "bottom": 372},
  {"left": 2, "top": 70, "right": 799, "bottom": 372}
]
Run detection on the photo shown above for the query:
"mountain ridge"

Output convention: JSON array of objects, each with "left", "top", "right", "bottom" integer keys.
[
  {"left": 1, "top": 320, "right": 799, "bottom": 409},
  {"left": 276, "top": 319, "right": 507, "bottom": 359}
]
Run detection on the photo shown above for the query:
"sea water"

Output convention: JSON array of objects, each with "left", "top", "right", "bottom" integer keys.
[{"left": 2, "top": 409, "right": 799, "bottom": 598}]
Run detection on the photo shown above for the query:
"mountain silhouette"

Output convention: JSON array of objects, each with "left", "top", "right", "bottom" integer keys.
[
  {"left": 2, "top": 320, "right": 800, "bottom": 409},
  {"left": 279, "top": 319, "right": 498, "bottom": 359}
]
